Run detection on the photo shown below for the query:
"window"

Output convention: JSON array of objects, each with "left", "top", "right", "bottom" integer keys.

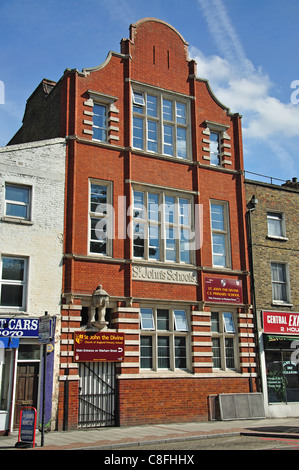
[
  {"left": 133, "top": 189, "right": 193, "bottom": 263},
  {"left": 5, "top": 184, "right": 31, "bottom": 220},
  {"left": 210, "top": 201, "right": 231, "bottom": 268},
  {"left": 92, "top": 104, "right": 107, "bottom": 142},
  {"left": 204, "top": 121, "right": 230, "bottom": 167},
  {"left": 0, "top": 257, "right": 27, "bottom": 309},
  {"left": 140, "top": 307, "right": 189, "bottom": 371},
  {"left": 267, "top": 212, "right": 286, "bottom": 238},
  {"left": 264, "top": 336, "right": 299, "bottom": 404},
  {"left": 271, "top": 262, "right": 289, "bottom": 304},
  {"left": 211, "top": 311, "right": 237, "bottom": 370},
  {"left": 210, "top": 132, "right": 221, "bottom": 166},
  {"left": 132, "top": 89, "right": 190, "bottom": 159},
  {"left": 89, "top": 180, "right": 113, "bottom": 256}
]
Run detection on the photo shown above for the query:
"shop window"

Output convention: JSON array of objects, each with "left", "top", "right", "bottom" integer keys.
[
  {"left": 0, "top": 257, "right": 27, "bottom": 310},
  {"left": 264, "top": 336, "right": 299, "bottom": 403},
  {"left": 89, "top": 180, "right": 113, "bottom": 256},
  {"left": 5, "top": 183, "right": 31, "bottom": 220},
  {"left": 211, "top": 311, "right": 237, "bottom": 370},
  {"left": 140, "top": 307, "right": 189, "bottom": 371},
  {"left": 132, "top": 87, "right": 191, "bottom": 160},
  {"left": 133, "top": 188, "right": 193, "bottom": 264}
]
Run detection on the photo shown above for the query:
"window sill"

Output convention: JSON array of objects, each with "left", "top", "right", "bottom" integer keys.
[
  {"left": 122, "top": 370, "right": 194, "bottom": 379},
  {"left": 0, "top": 307, "right": 27, "bottom": 313},
  {"left": 1, "top": 216, "right": 33, "bottom": 225},
  {"left": 267, "top": 236, "right": 289, "bottom": 242},
  {"left": 131, "top": 147, "right": 193, "bottom": 164},
  {"left": 272, "top": 301, "right": 293, "bottom": 307}
]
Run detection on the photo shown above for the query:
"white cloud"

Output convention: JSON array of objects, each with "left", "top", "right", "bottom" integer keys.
[
  {"left": 193, "top": 0, "right": 299, "bottom": 179},
  {"left": 191, "top": 45, "right": 299, "bottom": 140}
]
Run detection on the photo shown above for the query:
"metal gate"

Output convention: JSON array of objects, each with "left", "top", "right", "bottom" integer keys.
[{"left": 78, "top": 362, "right": 116, "bottom": 428}]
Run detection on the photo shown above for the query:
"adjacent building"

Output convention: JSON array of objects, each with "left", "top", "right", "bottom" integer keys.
[
  {"left": 0, "top": 138, "right": 66, "bottom": 433},
  {"left": 7, "top": 18, "right": 258, "bottom": 430},
  {"left": 245, "top": 177, "right": 299, "bottom": 418}
]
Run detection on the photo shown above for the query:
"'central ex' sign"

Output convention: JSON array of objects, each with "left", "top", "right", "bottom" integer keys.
[
  {"left": 263, "top": 311, "right": 299, "bottom": 335},
  {"left": 74, "top": 331, "right": 125, "bottom": 362}
]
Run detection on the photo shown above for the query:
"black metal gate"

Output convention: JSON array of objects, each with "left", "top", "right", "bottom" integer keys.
[{"left": 78, "top": 362, "right": 115, "bottom": 428}]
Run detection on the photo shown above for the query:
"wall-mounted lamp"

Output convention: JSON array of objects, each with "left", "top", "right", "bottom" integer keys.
[{"left": 247, "top": 195, "right": 258, "bottom": 211}]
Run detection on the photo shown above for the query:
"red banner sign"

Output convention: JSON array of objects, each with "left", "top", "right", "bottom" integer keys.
[
  {"left": 263, "top": 311, "right": 299, "bottom": 335},
  {"left": 74, "top": 331, "right": 125, "bottom": 362},
  {"left": 204, "top": 277, "right": 243, "bottom": 304}
]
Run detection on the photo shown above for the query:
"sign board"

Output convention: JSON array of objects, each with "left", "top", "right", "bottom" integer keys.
[
  {"left": 0, "top": 317, "right": 39, "bottom": 339},
  {"left": 38, "top": 315, "right": 52, "bottom": 344},
  {"left": 74, "top": 331, "right": 125, "bottom": 362},
  {"left": 204, "top": 277, "right": 243, "bottom": 304},
  {"left": 15, "top": 407, "right": 37, "bottom": 448},
  {"left": 132, "top": 265, "right": 197, "bottom": 285},
  {"left": 263, "top": 311, "right": 299, "bottom": 335}
]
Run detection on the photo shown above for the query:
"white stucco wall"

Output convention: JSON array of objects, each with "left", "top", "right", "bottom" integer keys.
[{"left": 0, "top": 138, "right": 66, "bottom": 316}]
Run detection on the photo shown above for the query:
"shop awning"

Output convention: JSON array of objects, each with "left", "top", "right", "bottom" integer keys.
[
  {"left": 267, "top": 335, "right": 299, "bottom": 342},
  {"left": 0, "top": 337, "right": 19, "bottom": 348}
]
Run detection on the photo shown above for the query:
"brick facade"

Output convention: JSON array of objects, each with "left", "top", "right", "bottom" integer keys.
[
  {"left": 245, "top": 178, "right": 299, "bottom": 417},
  {"left": 9, "top": 18, "right": 258, "bottom": 429}
]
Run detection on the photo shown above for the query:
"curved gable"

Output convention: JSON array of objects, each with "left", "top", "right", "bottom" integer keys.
[{"left": 127, "top": 18, "right": 191, "bottom": 91}]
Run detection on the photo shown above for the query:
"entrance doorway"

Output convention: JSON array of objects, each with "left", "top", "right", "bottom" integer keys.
[
  {"left": 78, "top": 362, "right": 115, "bottom": 428},
  {"left": 14, "top": 362, "right": 39, "bottom": 428},
  {"left": 13, "top": 344, "right": 40, "bottom": 429}
]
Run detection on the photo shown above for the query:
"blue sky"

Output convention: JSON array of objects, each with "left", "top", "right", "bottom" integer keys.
[{"left": 0, "top": 0, "right": 298, "bottom": 183}]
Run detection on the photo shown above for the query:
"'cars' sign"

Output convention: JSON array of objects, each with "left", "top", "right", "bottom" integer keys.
[{"left": 263, "top": 311, "right": 299, "bottom": 335}]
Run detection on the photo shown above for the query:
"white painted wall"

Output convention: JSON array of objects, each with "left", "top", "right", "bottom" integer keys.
[{"left": 0, "top": 138, "right": 66, "bottom": 316}]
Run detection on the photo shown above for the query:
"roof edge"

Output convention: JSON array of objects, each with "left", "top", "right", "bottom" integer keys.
[{"left": 130, "top": 18, "right": 189, "bottom": 48}]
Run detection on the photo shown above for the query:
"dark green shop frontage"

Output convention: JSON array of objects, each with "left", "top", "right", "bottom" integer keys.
[
  {"left": 264, "top": 335, "right": 299, "bottom": 404},
  {"left": 261, "top": 311, "right": 299, "bottom": 417}
]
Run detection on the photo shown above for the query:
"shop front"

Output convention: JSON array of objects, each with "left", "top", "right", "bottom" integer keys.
[
  {"left": 0, "top": 317, "right": 55, "bottom": 434},
  {"left": 260, "top": 311, "right": 299, "bottom": 418}
]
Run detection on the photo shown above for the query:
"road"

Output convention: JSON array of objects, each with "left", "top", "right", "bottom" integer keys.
[{"left": 112, "top": 434, "right": 299, "bottom": 451}]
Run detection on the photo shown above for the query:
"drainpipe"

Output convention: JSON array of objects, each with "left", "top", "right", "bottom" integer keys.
[{"left": 246, "top": 195, "right": 262, "bottom": 392}]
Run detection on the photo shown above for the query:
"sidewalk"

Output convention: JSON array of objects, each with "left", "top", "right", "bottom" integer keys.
[{"left": 2, "top": 417, "right": 299, "bottom": 450}]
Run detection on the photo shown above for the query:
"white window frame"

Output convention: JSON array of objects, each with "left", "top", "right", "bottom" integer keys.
[
  {"left": 0, "top": 256, "right": 28, "bottom": 311},
  {"left": 271, "top": 261, "right": 291, "bottom": 305},
  {"left": 211, "top": 310, "right": 238, "bottom": 371},
  {"left": 4, "top": 183, "right": 31, "bottom": 221},
  {"left": 92, "top": 103, "right": 108, "bottom": 142},
  {"left": 88, "top": 179, "right": 113, "bottom": 257},
  {"left": 87, "top": 90, "right": 118, "bottom": 143},
  {"left": 267, "top": 211, "right": 287, "bottom": 240},
  {"left": 210, "top": 200, "right": 231, "bottom": 268},
  {"left": 140, "top": 306, "right": 190, "bottom": 372},
  {"left": 209, "top": 131, "right": 221, "bottom": 166},
  {"left": 204, "top": 121, "right": 230, "bottom": 167},
  {"left": 132, "top": 187, "right": 194, "bottom": 264},
  {"left": 132, "top": 85, "right": 192, "bottom": 160}
]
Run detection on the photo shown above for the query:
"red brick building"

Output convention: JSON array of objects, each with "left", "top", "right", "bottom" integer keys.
[{"left": 9, "top": 18, "right": 258, "bottom": 429}]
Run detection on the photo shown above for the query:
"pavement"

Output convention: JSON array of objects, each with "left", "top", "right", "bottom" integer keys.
[{"left": 2, "top": 416, "right": 299, "bottom": 450}]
